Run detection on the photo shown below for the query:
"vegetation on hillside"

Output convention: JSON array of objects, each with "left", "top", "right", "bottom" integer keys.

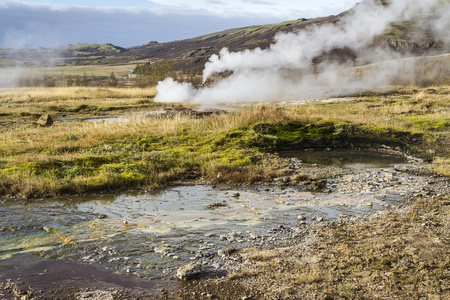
[
  {"left": 134, "top": 61, "right": 177, "bottom": 87},
  {"left": 0, "top": 43, "right": 129, "bottom": 68}
]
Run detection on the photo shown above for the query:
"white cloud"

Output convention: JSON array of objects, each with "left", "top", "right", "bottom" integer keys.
[
  {"left": 0, "top": 1, "right": 288, "bottom": 48},
  {"left": 0, "top": 0, "right": 361, "bottom": 48},
  {"left": 148, "top": 0, "right": 358, "bottom": 18}
]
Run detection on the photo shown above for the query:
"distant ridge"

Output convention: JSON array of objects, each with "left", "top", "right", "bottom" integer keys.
[
  {"left": 1, "top": 1, "right": 448, "bottom": 73},
  {"left": 0, "top": 43, "right": 129, "bottom": 68}
]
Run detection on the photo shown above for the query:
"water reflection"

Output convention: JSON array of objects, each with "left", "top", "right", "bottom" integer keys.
[{"left": 278, "top": 148, "right": 408, "bottom": 168}]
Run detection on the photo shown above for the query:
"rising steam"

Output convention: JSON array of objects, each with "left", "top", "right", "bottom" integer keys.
[{"left": 155, "top": 0, "right": 450, "bottom": 104}]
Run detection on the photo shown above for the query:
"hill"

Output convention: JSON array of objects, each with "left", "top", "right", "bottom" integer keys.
[
  {"left": 0, "top": 43, "right": 129, "bottom": 68},
  {"left": 119, "top": 1, "right": 449, "bottom": 74},
  {"left": 121, "top": 16, "right": 341, "bottom": 74},
  {"left": 1, "top": 1, "right": 449, "bottom": 75}
]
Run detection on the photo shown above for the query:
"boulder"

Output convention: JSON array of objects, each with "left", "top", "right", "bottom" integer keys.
[
  {"left": 176, "top": 262, "right": 202, "bottom": 280},
  {"left": 36, "top": 114, "right": 53, "bottom": 127}
]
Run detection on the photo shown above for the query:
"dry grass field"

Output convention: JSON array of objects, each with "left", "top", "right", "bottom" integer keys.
[{"left": 0, "top": 84, "right": 448, "bottom": 197}]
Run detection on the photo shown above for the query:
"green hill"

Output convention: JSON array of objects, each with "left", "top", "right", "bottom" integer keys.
[{"left": 0, "top": 43, "right": 129, "bottom": 67}]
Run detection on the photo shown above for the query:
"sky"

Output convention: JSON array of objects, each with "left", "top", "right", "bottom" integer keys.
[{"left": 0, "top": 0, "right": 359, "bottom": 49}]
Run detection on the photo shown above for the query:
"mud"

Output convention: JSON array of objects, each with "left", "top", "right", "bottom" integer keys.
[{"left": 0, "top": 254, "right": 177, "bottom": 299}]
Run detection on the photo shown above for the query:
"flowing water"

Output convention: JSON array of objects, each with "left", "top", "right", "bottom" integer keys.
[{"left": 0, "top": 150, "right": 428, "bottom": 279}]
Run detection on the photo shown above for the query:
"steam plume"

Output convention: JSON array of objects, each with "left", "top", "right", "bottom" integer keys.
[
  {"left": 0, "top": 46, "right": 63, "bottom": 89},
  {"left": 155, "top": 0, "right": 450, "bottom": 104}
]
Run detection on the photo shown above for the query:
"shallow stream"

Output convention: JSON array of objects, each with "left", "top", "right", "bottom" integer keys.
[{"left": 0, "top": 150, "right": 429, "bottom": 279}]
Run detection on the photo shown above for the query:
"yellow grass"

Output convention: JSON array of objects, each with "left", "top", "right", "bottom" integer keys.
[
  {"left": 0, "top": 86, "right": 157, "bottom": 102},
  {"left": 296, "top": 86, "right": 450, "bottom": 133},
  {"left": 13, "top": 64, "right": 138, "bottom": 77},
  {"left": 430, "top": 157, "right": 450, "bottom": 176},
  {"left": 0, "top": 85, "right": 448, "bottom": 197}
]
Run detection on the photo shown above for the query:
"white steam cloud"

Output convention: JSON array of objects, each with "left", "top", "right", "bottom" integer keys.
[
  {"left": 0, "top": 68, "right": 24, "bottom": 89},
  {"left": 155, "top": 0, "right": 450, "bottom": 104},
  {"left": 155, "top": 78, "right": 195, "bottom": 102}
]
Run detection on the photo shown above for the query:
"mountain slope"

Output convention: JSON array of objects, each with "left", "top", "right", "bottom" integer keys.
[
  {"left": 122, "top": 14, "right": 347, "bottom": 74},
  {"left": 123, "top": 2, "right": 449, "bottom": 74},
  {"left": 1, "top": 1, "right": 449, "bottom": 74}
]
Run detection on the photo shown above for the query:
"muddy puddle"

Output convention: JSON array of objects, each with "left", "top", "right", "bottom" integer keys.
[
  {"left": 278, "top": 148, "right": 408, "bottom": 168},
  {"left": 0, "top": 150, "right": 429, "bottom": 279}
]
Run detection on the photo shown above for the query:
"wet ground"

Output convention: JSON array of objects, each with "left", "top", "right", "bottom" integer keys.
[
  {"left": 0, "top": 149, "right": 440, "bottom": 298},
  {"left": 0, "top": 254, "right": 177, "bottom": 299}
]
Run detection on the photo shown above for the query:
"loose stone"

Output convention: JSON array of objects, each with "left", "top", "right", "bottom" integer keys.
[
  {"left": 176, "top": 262, "right": 203, "bottom": 280},
  {"left": 36, "top": 114, "right": 53, "bottom": 127},
  {"left": 297, "top": 214, "right": 307, "bottom": 220}
]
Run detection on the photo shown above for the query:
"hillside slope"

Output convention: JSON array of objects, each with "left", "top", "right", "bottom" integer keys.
[
  {"left": 123, "top": 2, "right": 449, "bottom": 74},
  {"left": 0, "top": 43, "right": 129, "bottom": 68},
  {"left": 1, "top": 1, "right": 449, "bottom": 74},
  {"left": 122, "top": 15, "right": 344, "bottom": 74}
]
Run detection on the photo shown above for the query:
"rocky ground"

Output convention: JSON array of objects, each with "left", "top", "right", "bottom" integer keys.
[
  {"left": 177, "top": 162, "right": 450, "bottom": 299},
  {"left": 0, "top": 153, "right": 448, "bottom": 299}
]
